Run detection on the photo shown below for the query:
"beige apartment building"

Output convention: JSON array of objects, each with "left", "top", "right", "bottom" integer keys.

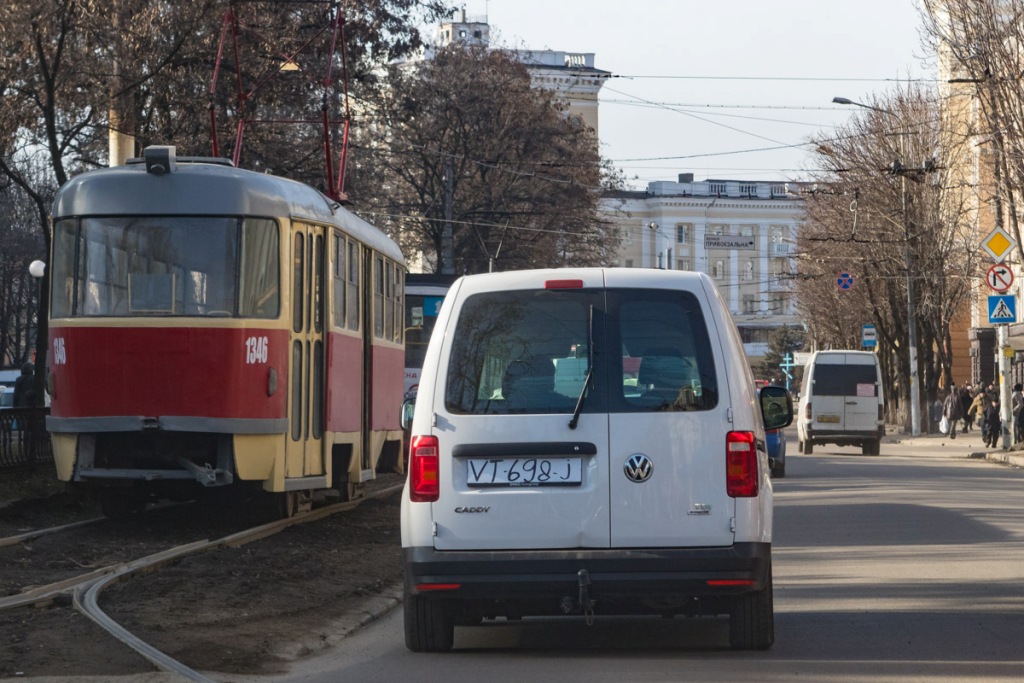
[
  {"left": 431, "top": 12, "right": 610, "bottom": 136},
  {"left": 602, "top": 174, "right": 803, "bottom": 362}
]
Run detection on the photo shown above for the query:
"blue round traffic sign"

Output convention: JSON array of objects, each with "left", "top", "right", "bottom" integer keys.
[{"left": 836, "top": 272, "right": 854, "bottom": 290}]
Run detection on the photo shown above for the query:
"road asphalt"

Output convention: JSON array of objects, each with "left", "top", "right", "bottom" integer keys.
[{"left": 16, "top": 427, "right": 1024, "bottom": 683}]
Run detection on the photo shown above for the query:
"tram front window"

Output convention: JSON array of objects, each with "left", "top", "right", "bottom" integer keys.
[{"left": 51, "top": 217, "right": 279, "bottom": 318}]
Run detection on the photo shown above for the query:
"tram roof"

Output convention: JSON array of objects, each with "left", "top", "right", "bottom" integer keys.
[{"left": 52, "top": 160, "right": 405, "bottom": 265}]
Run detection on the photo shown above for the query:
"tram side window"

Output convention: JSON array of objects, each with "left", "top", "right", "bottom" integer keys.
[
  {"left": 392, "top": 263, "right": 404, "bottom": 344},
  {"left": 384, "top": 261, "right": 395, "bottom": 340},
  {"left": 347, "top": 241, "right": 360, "bottom": 331},
  {"left": 374, "top": 256, "right": 385, "bottom": 337},
  {"left": 333, "top": 234, "right": 345, "bottom": 328},
  {"left": 51, "top": 220, "right": 80, "bottom": 319},
  {"left": 372, "top": 256, "right": 404, "bottom": 342},
  {"left": 332, "top": 236, "right": 361, "bottom": 332},
  {"left": 239, "top": 219, "right": 279, "bottom": 318}
]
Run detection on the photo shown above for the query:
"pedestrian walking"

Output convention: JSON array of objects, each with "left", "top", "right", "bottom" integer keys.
[
  {"left": 983, "top": 397, "right": 1002, "bottom": 448},
  {"left": 1013, "top": 383, "right": 1024, "bottom": 443},
  {"left": 969, "top": 389, "right": 986, "bottom": 440},
  {"left": 12, "top": 362, "right": 35, "bottom": 407},
  {"left": 942, "top": 385, "right": 964, "bottom": 439},
  {"left": 960, "top": 383, "right": 973, "bottom": 433}
]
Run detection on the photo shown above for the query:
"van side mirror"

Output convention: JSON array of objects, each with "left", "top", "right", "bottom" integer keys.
[
  {"left": 760, "top": 385, "right": 793, "bottom": 431},
  {"left": 401, "top": 397, "right": 415, "bottom": 431}
]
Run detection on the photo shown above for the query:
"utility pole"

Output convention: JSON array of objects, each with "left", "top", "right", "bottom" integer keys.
[
  {"left": 441, "top": 157, "right": 455, "bottom": 275},
  {"left": 833, "top": 97, "right": 935, "bottom": 436}
]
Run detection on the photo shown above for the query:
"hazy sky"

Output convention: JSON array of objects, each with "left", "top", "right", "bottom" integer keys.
[{"left": 445, "top": 0, "right": 932, "bottom": 188}]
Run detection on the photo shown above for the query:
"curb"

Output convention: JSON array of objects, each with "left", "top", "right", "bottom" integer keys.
[
  {"left": 268, "top": 582, "right": 404, "bottom": 662},
  {"left": 974, "top": 450, "right": 1024, "bottom": 469}
]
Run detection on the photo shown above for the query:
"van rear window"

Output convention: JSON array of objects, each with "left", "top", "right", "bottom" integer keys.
[
  {"left": 444, "top": 288, "right": 717, "bottom": 415},
  {"left": 811, "top": 364, "right": 878, "bottom": 396}
]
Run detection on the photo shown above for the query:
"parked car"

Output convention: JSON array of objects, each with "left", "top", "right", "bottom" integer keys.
[
  {"left": 400, "top": 268, "right": 793, "bottom": 652},
  {"left": 766, "top": 427, "right": 786, "bottom": 478},
  {"left": 0, "top": 387, "right": 12, "bottom": 409}
]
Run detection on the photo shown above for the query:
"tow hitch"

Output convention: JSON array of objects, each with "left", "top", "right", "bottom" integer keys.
[{"left": 560, "top": 569, "right": 597, "bottom": 625}]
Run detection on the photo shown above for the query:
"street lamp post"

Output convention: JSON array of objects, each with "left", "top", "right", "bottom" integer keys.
[
  {"left": 833, "top": 97, "right": 922, "bottom": 437},
  {"left": 28, "top": 260, "right": 46, "bottom": 410}
]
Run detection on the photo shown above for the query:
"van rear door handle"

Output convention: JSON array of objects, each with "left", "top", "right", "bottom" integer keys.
[{"left": 845, "top": 401, "right": 857, "bottom": 405}]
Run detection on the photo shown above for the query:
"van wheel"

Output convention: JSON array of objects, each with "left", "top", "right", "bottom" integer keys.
[
  {"left": 862, "top": 439, "right": 880, "bottom": 456},
  {"left": 404, "top": 593, "right": 455, "bottom": 652},
  {"left": 729, "top": 565, "right": 774, "bottom": 650},
  {"left": 801, "top": 439, "right": 813, "bottom": 455}
]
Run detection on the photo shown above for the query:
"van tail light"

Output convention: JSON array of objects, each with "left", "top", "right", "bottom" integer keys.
[
  {"left": 726, "top": 431, "right": 758, "bottom": 498},
  {"left": 878, "top": 404, "right": 884, "bottom": 421},
  {"left": 409, "top": 435, "right": 440, "bottom": 502},
  {"left": 804, "top": 402, "right": 812, "bottom": 421}
]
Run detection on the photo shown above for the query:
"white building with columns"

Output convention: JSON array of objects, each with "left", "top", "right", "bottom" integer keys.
[{"left": 602, "top": 174, "right": 804, "bottom": 362}]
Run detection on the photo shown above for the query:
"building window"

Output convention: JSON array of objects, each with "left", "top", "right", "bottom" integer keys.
[
  {"left": 744, "top": 259, "right": 755, "bottom": 281},
  {"left": 676, "top": 223, "right": 691, "bottom": 244},
  {"left": 739, "top": 183, "right": 757, "bottom": 197},
  {"left": 740, "top": 225, "right": 755, "bottom": 237},
  {"left": 771, "top": 184, "right": 786, "bottom": 197},
  {"left": 742, "top": 294, "right": 758, "bottom": 314},
  {"left": 622, "top": 226, "right": 633, "bottom": 245},
  {"left": 711, "top": 260, "right": 726, "bottom": 280},
  {"left": 677, "top": 258, "right": 691, "bottom": 271},
  {"left": 710, "top": 182, "right": 726, "bottom": 195}
]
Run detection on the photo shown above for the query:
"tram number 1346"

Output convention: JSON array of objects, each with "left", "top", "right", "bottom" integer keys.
[
  {"left": 467, "top": 457, "right": 582, "bottom": 487},
  {"left": 245, "top": 336, "right": 269, "bottom": 364}
]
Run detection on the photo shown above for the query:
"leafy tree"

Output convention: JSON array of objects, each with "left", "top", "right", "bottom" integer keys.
[{"left": 350, "top": 45, "right": 620, "bottom": 274}]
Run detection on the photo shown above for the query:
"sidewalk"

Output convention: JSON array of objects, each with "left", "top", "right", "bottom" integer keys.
[{"left": 882, "top": 425, "right": 1024, "bottom": 468}]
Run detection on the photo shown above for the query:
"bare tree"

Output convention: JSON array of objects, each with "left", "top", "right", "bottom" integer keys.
[
  {"left": 800, "top": 86, "right": 979, "bottom": 428},
  {"left": 0, "top": 0, "right": 449, "bottom": 398},
  {"left": 921, "top": 0, "right": 1024, "bottom": 264},
  {"left": 352, "top": 45, "right": 620, "bottom": 274}
]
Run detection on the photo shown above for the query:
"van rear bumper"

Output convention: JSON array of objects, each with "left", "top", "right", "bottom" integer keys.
[
  {"left": 806, "top": 426, "right": 884, "bottom": 444},
  {"left": 404, "top": 543, "right": 770, "bottom": 613}
]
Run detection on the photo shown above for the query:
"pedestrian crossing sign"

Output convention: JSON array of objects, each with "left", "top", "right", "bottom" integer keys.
[{"left": 988, "top": 294, "right": 1017, "bottom": 324}]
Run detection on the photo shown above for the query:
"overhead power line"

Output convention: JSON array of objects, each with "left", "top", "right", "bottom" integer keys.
[{"left": 613, "top": 75, "right": 939, "bottom": 83}]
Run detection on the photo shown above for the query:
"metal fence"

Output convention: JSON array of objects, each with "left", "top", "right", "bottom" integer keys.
[{"left": 0, "top": 408, "right": 53, "bottom": 469}]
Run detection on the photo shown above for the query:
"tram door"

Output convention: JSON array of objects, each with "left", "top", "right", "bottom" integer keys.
[{"left": 286, "top": 222, "right": 326, "bottom": 479}]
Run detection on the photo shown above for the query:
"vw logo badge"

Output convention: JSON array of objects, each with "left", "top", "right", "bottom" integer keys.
[{"left": 624, "top": 454, "right": 653, "bottom": 483}]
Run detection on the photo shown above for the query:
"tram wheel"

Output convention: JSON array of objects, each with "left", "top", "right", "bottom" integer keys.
[
  {"left": 275, "top": 490, "right": 313, "bottom": 518},
  {"left": 337, "top": 481, "right": 365, "bottom": 503}
]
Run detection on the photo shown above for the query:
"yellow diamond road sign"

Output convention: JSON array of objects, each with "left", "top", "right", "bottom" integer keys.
[{"left": 982, "top": 226, "right": 1016, "bottom": 262}]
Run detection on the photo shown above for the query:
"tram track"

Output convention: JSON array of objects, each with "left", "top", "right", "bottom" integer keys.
[{"left": 3, "top": 482, "right": 403, "bottom": 682}]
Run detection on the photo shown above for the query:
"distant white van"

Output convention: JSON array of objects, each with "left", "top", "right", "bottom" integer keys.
[
  {"left": 400, "top": 268, "right": 793, "bottom": 652},
  {"left": 796, "top": 350, "right": 884, "bottom": 456}
]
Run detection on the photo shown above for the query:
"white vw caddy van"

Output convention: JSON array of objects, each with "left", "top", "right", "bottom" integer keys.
[{"left": 400, "top": 268, "right": 792, "bottom": 652}]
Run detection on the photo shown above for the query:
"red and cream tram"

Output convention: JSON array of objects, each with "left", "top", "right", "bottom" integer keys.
[{"left": 46, "top": 146, "right": 406, "bottom": 517}]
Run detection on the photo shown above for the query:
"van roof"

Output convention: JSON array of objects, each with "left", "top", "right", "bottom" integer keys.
[{"left": 453, "top": 268, "right": 716, "bottom": 292}]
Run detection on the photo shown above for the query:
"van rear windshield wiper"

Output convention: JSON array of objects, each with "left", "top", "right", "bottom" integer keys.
[{"left": 568, "top": 305, "right": 593, "bottom": 430}]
